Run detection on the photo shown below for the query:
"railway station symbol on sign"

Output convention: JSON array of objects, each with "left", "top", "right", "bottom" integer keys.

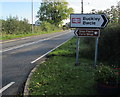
[{"left": 72, "top": 18, "right": 81, "bottom": 23}]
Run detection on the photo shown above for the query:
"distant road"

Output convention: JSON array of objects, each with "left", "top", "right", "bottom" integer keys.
[{"left": 1, "top": 30, "right": 74, "bottom": 96}]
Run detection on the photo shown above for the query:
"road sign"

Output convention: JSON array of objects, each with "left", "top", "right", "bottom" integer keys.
[
  {"left": 70, "top": 14, "right": 108, "bottom": 28},
  {"left": 74, "top": 29, "right": 100, "bottom": 37}
]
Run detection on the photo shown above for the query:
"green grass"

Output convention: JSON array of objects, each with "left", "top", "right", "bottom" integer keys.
[
  {"left": 28, "top": 37, "right": 98, "bottom": 95},
  {"left": 0, "top": 29, "right": 62, "bottom": 40}
]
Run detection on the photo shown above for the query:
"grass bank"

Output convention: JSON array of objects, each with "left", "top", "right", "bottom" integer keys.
[
  {"left": 0, "top": 29, "right": 63, "bottom": 40},
  {"left": 28, "top": 37, "right": 98, "bottom": 95}
]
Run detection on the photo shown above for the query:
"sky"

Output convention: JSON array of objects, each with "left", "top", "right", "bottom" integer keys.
[{"left": 0, "top": 0, "right": 119, "bottom": 24}]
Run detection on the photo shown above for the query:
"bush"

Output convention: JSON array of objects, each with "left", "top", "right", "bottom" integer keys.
[
  {"left": 1, "top": 16, "right": 31, "bottom": 34},
  {"left": 40, "top": 21, "right": 52, "bottom": 32},
  {"left": 40, "top": 21, "right": 61, "bottom": 32},
  {"left": 81, "top": 24, "right": 120, "bottom": 67},
  {"left": 95, "top": 65, "right": 117, "bottom": 84},
  {"left": 99, "top": 24, "right": 120, "bottom": 66},
  {"left": 81, "top": 23, "right": 120, "bottom": 67},
  {"left": 34, "top": 26, "right": 42, "bottom": 33}
]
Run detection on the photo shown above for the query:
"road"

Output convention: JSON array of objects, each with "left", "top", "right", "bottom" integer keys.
[{"left": 1, "top": 30, "right": 74, "bottom": 96}]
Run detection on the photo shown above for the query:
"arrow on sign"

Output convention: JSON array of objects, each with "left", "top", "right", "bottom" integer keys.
[
  {"left": 74, "top": 29, "right": 100, "bottom": 37},
  {"left": 70, "top": 14, "right": 108, "bottom": 28},
  {"left": 101, "top": 14, "right": 108, "bottom": 28}
]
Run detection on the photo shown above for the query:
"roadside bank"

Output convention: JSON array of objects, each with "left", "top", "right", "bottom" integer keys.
[{"left": 24, "top": 37, "right": 98, "bottom": 96}]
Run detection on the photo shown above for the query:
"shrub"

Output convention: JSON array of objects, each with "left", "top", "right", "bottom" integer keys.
[
  {"left": 99, "top": 24, "right": 120, "bottom": 66},
  {"left": 81, "top": 23, "right": 120, "bottom": 67},
  {"left": 34, "top": 26, "right": 42, "bottom": 33},
  {"left": 95, "top": 65, "right": 117, "bottom": 84},
  {"left": 40, "top": 21, "right": 61, "bottom": 32},
  {"left": 40, "top": 21, "right": 52, "bottom": 32},
  {"left": 1, "top": 16, "right": 31, "bottom": 34}
]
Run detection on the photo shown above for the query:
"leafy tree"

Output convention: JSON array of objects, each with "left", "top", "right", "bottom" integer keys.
[
  {"left": 118, "top": 1, "right": 120, "bottom": 24},
  {"left": 37, "top": 0, "right": 74, "bottom": 26},
  {"left": 91, "top": 5, "right": 119, "bottom": 24},
  {"left": 109, "top": 6, "right": 119, "bottom": 23}
]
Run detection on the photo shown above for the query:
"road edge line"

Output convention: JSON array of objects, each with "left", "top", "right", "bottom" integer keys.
[
  {"left": 31, "top": 37, "right": 71, "bottom": 64},
  {"left": 0, "top": 82, "right": 15, "bottom": 94},
  {"left": 23, "top": 37, "right": 73, "bottom": 96}
]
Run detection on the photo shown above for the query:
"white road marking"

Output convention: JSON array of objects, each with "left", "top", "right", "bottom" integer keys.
[
  {"left": 1, "top": 32, "right": 70, "bottom": 53},
  {"left": 0, "top": 82, "right": 15, "bottom": 93},
  {"left": 31, "top": 37, "right": 72, "bottom": 64}
]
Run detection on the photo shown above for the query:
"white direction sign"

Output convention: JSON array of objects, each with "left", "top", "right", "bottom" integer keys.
[{"left": 70, "top": 14, "right": 108, "bottom": 28}]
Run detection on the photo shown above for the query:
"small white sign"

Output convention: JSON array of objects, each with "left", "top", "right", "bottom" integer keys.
[{"left": 70, "top": 14, "right": 108, "bottom": 28}]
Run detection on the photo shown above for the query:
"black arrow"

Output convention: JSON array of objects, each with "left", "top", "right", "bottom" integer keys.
[{"left": 101, "top": 14, "right": 108, "bottom": 28}]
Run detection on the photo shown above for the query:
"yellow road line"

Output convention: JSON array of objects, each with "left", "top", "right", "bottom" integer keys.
[
  {"left": 0, "top": 35, "right": 38, "bottom": 44},
  {"left": 0, "top": 39, "right": 21, "bottom": 44}
]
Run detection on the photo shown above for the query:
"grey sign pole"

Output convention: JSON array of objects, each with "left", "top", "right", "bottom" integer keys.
[
  {"left": 94, "top": 36, "right": 99, "bottom": 67},
  {"left": 75, "top": 0, "right": 83, "bottom": 66},
  {"left": 75, "top": 37, "right": 80, "bottom": 66}
]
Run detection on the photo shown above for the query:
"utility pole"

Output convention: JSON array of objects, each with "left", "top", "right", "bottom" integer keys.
[
  {"left": 118, "top": 1, "right": 120, "bottom": 24},
  {"left": 32, "top": 0, "right": 34, "bottom": 33},
  {"left": 81, "top": 0, "right": 83, "bottom": 14}
]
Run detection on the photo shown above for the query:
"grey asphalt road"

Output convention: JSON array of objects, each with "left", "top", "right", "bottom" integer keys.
[{"left": 1, "top": 30, "right": 74, "bottom": 96}]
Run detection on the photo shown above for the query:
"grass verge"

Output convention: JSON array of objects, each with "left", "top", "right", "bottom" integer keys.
[
  {"left": 28, "top": 37, "right": 98, "bottom": 95},
  {"left": 0, "top": 29, "right": 63, "bottom": 40}
]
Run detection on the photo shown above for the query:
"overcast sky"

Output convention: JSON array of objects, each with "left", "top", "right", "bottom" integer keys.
[{"left": 0, "top": 0, "right": 119, "bottom": 24}]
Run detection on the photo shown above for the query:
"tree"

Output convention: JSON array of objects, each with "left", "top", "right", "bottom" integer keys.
[
  {"left": 109, "top": 6, "right": 118, "bottom": 23},
  {"left": 37, "top": 0, "right": 74, "bottom": 26},
  {"left": 118, "top": 1, "right": 120, "bottom": 24},
  {"left": 91, "top": 5, "right": 119, "bottom": 24}
]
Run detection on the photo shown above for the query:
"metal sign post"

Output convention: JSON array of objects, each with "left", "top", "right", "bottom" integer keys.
[
  {"left": 74, "top": 29, "right": 80, "bottom": 66},
  {"left": 70, "top": 1, "right": 108, "bottom": 67},
  {"left": 94, "top": 37, "right": 99, "bottom": 67},
  {"left": 75, "top": 0, "right": 83, "bottom": 66},
  {"left": 75, "top": 37, "right": 80, "bottom": 66},
  {"left": 74, "top": 29, "right": 100, "bottom": 67}
]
